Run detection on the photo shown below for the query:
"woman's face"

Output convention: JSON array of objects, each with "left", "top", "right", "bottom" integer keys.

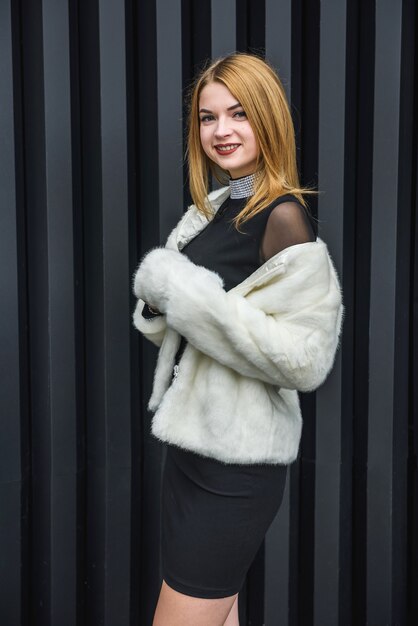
[{"left": 199, "top": 81, "right": 259, "bottom": 179}]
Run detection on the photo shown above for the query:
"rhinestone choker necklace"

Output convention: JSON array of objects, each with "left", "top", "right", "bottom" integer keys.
[{"left": 229, "top": 172, "right": 257, "bottom": 199}]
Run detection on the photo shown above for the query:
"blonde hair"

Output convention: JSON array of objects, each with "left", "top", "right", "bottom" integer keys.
[{"left": 184, "top": 52, "right": 318, "bottom": 230}]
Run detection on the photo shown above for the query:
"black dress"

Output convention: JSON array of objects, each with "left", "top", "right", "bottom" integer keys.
[{"left": 145, "top": 185, "right": 316, "bottom": 598}]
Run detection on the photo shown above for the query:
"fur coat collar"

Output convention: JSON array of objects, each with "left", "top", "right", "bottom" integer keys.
[{"left": 132, "top": 187, "right": 344, "bottom": 465}]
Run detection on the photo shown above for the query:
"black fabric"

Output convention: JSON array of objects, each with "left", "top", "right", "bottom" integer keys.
[{"left": 161, "top": 443, "right": 287, "bottom": 598}]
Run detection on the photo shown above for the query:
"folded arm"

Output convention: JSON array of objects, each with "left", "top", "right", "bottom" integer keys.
[
  {"left": 131, "top": 207, "right": 193, "bottom": 346},
  {"left": 133, "top": 245, "right": 343, "bottom": 391}
]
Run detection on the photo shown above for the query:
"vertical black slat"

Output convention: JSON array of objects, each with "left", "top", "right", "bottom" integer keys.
[
  {"left": 342, "top": 2, "right": 365, "bottom": 626},
  {"left": 296, "top": 0, "right": 320, "bottom": 200},
  {"left": 20, "top": 2, "right": 53, "bottom": 622},
  {"left": 314, "top": 1, "right": 346, "bottom": 625},
  {"left": 124, "top": 1, "right": 142, "bottom": 624},
  {"left": 394, "top": 1, "right": 416, "bottom": 622},
  {"left": 42, "top": 2, "right": 78, "bottom": 623},
  {"left": 366, "top": 0, "right": 403, "bottom": 623},
  {"left": 292, "top": 1, "right": 320, "bottom": 625},
  {"left": 10, "top": 2, "right": 32, "bottom": 624},
  {"left": 265, "top": 0, "right": 291, "bottom": 100},
  {"left": 211, "top": 0, "right": 236, "bottom": 59},
  {"left": 350, "top": 2, "right": 375, "bottom": 624},
  {"left": 78, "top": 1, "right": 106, "bottom": 623},
  {"left": 135, "top": 1, "right": 162, "bottom": 624},
  {"left": 409, "top": 9, "right": 418, "bottom": 612},
  {"left": 263, "top": 5, "right": 292, "bottom": 625},
  {"left": 348, "top": 2, "right": 374, "bottom": 624},
  {"left": 67, "top": 0, "right": 87, "bottom": 619},
  {"left": 181, "top": 0, "right": 194, "bottom": 208},
  {"left": 0, "top": 2, "right": 24, "bottom": 624},
  {"left": 410, "top": 101, "right": 418, "bottom": 623},
  {"left": 194, "top": 6, "right": 212, "bottom": 59},
  {"left": 235, "top": 0, "right": 248, "bottom": 51},
  {"left": 247, "top": 0, "right": 265, "bottom": 55},
  {"left": 136, "top": 0, "right": 160, "bottom": 254},
  {"left": 156, "top": 0, "right": 184, "bottom": 244},
  {"left": 182, "top": 0, "right": 212, "bottom": 86},
  {"left": 181, "top": 0, "right": 212, "bottom": 209},
  {"left": 235, "top": 0, "right": 265, "bottom": 56},
  {"left": 98, "top": 0, "right": 132, "bottom": 623}
]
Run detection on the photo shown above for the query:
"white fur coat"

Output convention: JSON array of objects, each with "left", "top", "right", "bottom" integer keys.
[{"left": 132, "top": 186, "right": 344, "bottom": 465}]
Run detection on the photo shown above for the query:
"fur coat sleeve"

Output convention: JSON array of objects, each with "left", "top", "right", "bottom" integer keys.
[
  {"left": 131, "top": 207, "right": 195, "bottom": 348},
  {"left": 132, "top": 297, "right": 167, "bottom": 348},
  {"left": 133, "top": 240, "right": 344, "bottom": 393}
]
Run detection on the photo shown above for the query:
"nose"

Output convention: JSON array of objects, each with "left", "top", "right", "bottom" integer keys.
[{"left": 214, "top": 116, "right": 232, "bottom": 139}]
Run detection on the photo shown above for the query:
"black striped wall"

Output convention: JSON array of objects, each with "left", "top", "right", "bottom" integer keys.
[{"left": 1, "top": 1, "right": 417, "bottom": 624}]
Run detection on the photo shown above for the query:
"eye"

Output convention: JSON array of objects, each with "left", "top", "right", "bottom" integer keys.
[
  {"left": 200, "top": 114, "right": 214, "bottom": 123},
  {"left": 233, "top": 110, "right": 247, "bottom": 118}
]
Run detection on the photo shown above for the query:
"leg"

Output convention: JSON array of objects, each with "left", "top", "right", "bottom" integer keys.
[
  {"left": 152, "top": 579, "right": 239, "bottom": 626},
  {"left": 223, "top": 593, "right": 240, "bottom": 626}
]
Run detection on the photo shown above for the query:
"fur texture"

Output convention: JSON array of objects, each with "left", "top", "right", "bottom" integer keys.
[{"left": 132, "top": 187, "right": 344, "bottom": 465}]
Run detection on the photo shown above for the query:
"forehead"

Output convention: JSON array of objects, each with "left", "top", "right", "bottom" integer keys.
[{"left": 199, "top": 82, "right": 238, "bottom": 107}]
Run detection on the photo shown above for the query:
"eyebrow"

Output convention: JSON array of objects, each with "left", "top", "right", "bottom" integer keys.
[{"left": 199, "top": 102, "right": 242, "bottom": 113}]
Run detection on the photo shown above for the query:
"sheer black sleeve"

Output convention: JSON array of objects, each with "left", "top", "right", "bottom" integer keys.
[{"left": 260, "top": 201, "right": 316, "bottom": 263}]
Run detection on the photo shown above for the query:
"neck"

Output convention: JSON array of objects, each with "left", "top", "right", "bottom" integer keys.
[{"left": 229, "top": 172, "right": 257, "bottom": 199}]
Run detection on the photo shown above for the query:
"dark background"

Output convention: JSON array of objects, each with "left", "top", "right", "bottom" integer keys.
[{"left": 1, "top": 0, "right": 417, "bottom": 624}]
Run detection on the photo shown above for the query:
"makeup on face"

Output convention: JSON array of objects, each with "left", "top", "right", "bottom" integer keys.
[{"left": 199, "top": 82, "right": 259, "bottom": 179}]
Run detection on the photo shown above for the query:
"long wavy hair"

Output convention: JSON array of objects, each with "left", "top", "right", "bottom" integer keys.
[{"left": 184, "top": 52, "right": 318, "bottom": 230}]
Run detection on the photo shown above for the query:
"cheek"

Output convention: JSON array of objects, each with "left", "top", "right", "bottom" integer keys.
[{"left": 200, "top": 127, "right": 212, "bottom": 153}]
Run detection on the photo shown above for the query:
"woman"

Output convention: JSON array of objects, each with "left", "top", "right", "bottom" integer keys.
[{"left": 133, "top": 52, "right": 344, "bottom": 626}]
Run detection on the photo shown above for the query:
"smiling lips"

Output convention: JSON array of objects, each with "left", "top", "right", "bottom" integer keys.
[{"left": 214, "top": 143, "right": 240, "bottom": 155}]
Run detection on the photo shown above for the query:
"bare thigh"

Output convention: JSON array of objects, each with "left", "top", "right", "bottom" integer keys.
[{"left": 152, "top": 579, "right": 239, "bottom": 626}]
